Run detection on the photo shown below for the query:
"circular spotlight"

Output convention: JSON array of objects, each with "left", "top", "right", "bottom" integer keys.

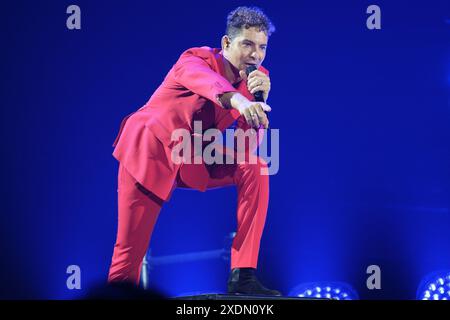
[
  {"left": 417, "top": 270, "right": 450, "bottom": 300},
  {"left": 288, "top": 281, "right": 359, "bottom": 300}
]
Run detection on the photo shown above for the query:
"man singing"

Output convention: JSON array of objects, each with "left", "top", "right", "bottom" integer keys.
[{"left": 108, "top": 6, "right": 280, "bottom": 296}]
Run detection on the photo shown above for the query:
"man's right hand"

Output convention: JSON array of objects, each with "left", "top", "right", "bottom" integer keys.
[{"left": 229, "top": 93, "right": 271, "bottom": 129}]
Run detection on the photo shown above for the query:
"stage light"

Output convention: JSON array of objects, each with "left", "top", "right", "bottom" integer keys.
[
  {"left": 417, "top": 270, "right": 450, "bottom": 300},
  {"left": 288, "top": 282, "right": 359, "bottom": 300}
]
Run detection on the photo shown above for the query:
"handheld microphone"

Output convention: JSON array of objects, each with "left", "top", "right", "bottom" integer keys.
[
  {"left": 245, "top": 65, "right": 265, "bottom": 102},
  {"left": 245, "top": 65, "right": 269, "bottom": 130}
]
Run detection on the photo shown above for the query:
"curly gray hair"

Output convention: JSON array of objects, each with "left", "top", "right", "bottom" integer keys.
[{"left": 226, "top": 6, "right": 275, "bottom": 38}]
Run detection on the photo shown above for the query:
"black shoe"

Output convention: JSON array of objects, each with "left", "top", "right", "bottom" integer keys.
[{"left": 227, "top": 268, "right": 282, "bottom": 296}]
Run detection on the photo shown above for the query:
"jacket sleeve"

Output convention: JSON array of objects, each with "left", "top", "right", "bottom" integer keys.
[{"left": 172, "top": 49, "right": 238, "bottom": 107}]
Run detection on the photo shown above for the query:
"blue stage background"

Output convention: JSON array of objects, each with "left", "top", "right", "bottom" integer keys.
[{"left": 0, "top": 0, "right": 449, "bottom": 299}]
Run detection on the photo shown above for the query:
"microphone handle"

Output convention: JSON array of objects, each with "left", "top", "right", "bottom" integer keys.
[{"left": 245, "top": 65, "right": 265, "bottom": 103}]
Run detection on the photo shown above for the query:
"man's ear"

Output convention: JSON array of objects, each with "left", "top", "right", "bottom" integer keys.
[{"left": 221, "top": 35, "right": 231, "bottom": 50}]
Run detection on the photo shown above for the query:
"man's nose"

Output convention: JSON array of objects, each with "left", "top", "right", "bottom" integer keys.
[{"left": 250, "top": 50, "right": 261, "bottom": 62}]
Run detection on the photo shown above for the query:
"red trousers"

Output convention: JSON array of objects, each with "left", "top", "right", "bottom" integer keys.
[{"left": 108, "top": 159, "right": 269, "bottom": 285}]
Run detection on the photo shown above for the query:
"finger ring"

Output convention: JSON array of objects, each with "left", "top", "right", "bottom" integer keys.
[{"left": 250, "top": 112, "right": 256, "bottom": 118}]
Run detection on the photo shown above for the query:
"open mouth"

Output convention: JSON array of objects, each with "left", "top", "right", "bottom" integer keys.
[{"left": 244, "top": 63, "right": 259, "bottom": 71}]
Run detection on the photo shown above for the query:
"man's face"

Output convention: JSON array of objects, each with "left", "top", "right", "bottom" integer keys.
[{"left": 222, "top": 27, "right": 268, "bottom": 71}]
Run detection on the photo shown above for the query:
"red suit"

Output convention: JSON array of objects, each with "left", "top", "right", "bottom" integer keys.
[{"left": 108, "top": 47, "right": 270, "bottom": 285}]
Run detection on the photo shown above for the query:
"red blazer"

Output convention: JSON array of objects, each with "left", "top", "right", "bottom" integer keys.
[{"left": 112, "top": 46, "right": 269, "bottom": 201}]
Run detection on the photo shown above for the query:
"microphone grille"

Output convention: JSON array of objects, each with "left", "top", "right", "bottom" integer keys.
[{"left": 245, "top": 65, "right": 257, "bottom": 76}]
